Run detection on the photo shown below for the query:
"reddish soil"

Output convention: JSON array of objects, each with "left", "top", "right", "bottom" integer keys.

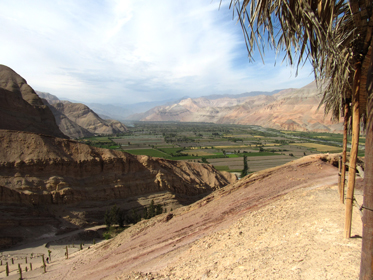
[{"left": 2, "top": 154, "right": 363, "bottom": 279}]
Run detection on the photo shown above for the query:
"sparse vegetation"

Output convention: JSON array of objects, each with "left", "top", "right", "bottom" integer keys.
[{"left": 103, "top": 201, "right": 165, "bottom": 239}]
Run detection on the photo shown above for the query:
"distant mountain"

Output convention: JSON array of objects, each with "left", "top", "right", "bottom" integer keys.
[
  {"left": 130, "top": 82, "right": 342, "bottom": 133},
  {"left": 201, "top": 89, "right": 283, "bottom": 100},
  {"left": 85, "top": 98, "right": 186, "bottom": 121},
  {"left": 38, "top": 92, "right": 128, "bottom": 139},
  {"left": 0, "top": 65, "right": 67, "bottom": 138}
]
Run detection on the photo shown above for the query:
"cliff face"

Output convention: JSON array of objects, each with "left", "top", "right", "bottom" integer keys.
[
  {"left": 0, "top": 130, "right": 236, "bottom": 247},
  {"left": 0, "top": 130, "right": 236, "bottom": 206},
  {"left": 0, "top": 65, "right": 67, "bottom": 138}
]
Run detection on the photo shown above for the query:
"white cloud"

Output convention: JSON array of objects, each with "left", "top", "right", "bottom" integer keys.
[{"left": 0, "top": 0, "right": 314, "bottom": 104}]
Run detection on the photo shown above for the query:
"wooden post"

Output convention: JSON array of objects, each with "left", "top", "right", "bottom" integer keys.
[
  {"left": 341, "top": 102, "right": 350, "bottom": 204},
  {"left": 345, "top": 62, "right": 361, "bottom": 239},
  {"left": 338, "top": 155, "right": 342, "bottom": 198},
  {"left": 65, "top": 246, "right": 69, "bottom": 259},
  {"left": 25, "top": 256, "right": 27, "bottom": 264},
  {"left": 42, "top": 254, "right": 46, "bottom": 273},
  {"left": 18, "top": 263, "right": 23, "bottom": 280},
  {"left": 12, "top": 257, "right": 14, "bottom": 264},
  {"left": 30, "top": 263, "right": 32, "bottom": 271},
  {"left": 6, "top": 262, "right": 9, "bottom": 276},
  {"left": 359, "top": 50, "right": 373, "bottom": 279}
]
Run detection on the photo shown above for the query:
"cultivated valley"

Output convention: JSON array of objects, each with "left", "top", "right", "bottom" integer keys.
[{"left": 0, "top": 63, "right": 367, "bottom": 280}]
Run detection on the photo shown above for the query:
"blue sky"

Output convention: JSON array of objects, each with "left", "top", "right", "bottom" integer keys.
[{"left": 0, "top": 0, "right": 314, "bottom": 105}]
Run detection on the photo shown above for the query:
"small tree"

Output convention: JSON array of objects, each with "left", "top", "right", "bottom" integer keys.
[
  {"left": 241, "top": 155, "right": 249, "bottom": 178},
  {"left": 104, "top": 210, "right": 111, "bottom": 229},
  {"left": 116, "top": 210, "right": 125, "bottom": 228},
  {"left": 155, "top": 204, "right": 163, "bottom": 215},
  {"left": 148, "top": 200, "right": 155, "bottom": 219}
]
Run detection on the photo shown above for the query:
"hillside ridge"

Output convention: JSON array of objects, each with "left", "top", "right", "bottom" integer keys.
[{"left": 21, "top": 154, "right": 363, "bottom": 280}]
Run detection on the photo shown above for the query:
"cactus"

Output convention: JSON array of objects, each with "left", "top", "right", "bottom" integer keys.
[
  {"left": 18, "top": 263, "right": 23, "bottom": 280},
  {"left": 42, "top": 254, "right": 46, "bottom": 273}
]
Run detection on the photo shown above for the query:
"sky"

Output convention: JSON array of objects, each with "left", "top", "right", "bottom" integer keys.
[{"left": 0, "top": 0, "right": 315, "bottom": 105}]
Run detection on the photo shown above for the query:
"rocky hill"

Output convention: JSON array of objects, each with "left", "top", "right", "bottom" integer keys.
[
  {"left": 0, "top": 65, "right": 67, "bottom": 138},
  {"left": 16, "top": 154, "right": 363, "bottom": 280},
  {"left": 38, "top": 92, "right": 128, "bottom": 139},
  {"left": 131, "top": 82, "right": 342, "bottom": 132},
  {"left": 0, "top": 129, "right": 236, "bottom": 248}
]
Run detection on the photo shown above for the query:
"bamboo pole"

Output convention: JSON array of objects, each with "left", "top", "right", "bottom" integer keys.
[
  {"left": 359, "top": 46, "right": 373, "bottom": 279},
  {"left": 340, "top": 102, "right": 350, "bottom": 204},
  {"left": 345, "top": 62, "right": 361, "bottom": 238},
  {"left": 338, "top": 155, "right": 342, "bottom": 197}
]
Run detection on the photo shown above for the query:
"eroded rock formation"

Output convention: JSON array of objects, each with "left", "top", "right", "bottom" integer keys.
[
  {"left": 38, "top": 92, "right": 128, "bottom": 138},
  {"left": 0, "top": 129, "right": 236, "bottom": 248},
  {"left": 0, "top": 65, "right": 67, "bottom": 138}
]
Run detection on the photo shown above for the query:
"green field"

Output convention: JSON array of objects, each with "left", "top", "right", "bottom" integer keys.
[
  {"left": 123, "top": 149, "right": 170, "bottom": 158},
  {"left": 80, "top": 122, "right": 365, "bottom": 173}
]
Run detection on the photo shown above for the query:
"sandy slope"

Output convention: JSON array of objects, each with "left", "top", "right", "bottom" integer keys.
[{"left": 0, "top": 154, "right": 363, "bottom": 279}]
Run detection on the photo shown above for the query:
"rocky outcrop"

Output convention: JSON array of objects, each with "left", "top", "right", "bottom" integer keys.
[
  {"left": 43, "top": 101, "right": 94, "bottom": 139},
  {"left": 133, "top": 82, "right": 342, "bottom": 132},
  {"left": 38, "top": 92, "right": 128, "bottom": 138},
  {"left": 0, "top": 130, "right": 235, "bottom": 205},
  {"left": 0, "top": 65, "right": 67, "bottom": 138},
  {"left": 0, "top": 130, "right": 236, "bottom": 247}
]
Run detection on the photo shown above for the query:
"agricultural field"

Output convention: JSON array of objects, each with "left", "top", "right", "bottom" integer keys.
[{"left": 80, "top": 121, "right": 365, "bottom": 175}]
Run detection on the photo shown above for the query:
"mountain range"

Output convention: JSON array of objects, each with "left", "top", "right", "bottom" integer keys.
[{"left": 128, "top": 82, "right": 342, "bottom": 133}]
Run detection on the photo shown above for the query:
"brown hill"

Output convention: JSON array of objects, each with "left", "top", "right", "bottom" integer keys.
[
  {"left": 0, "top": 65, "right": 67, "bottom": 138},
  {"left": 134, "top": 82, "right": 342, "bottom": 132},
  {"left": 16, "top": 154, "right": 363, "bottom": 279},
  {"left": 0, "top": 129, "right": 236, "bottom": 248},
  {"left": 38, "top": 92, "right": 128, "bottom": 138}
]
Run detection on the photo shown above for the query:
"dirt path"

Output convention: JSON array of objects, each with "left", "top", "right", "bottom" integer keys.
[{"left": 1, "top": 155, "right": 364, "bottom": 279}]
